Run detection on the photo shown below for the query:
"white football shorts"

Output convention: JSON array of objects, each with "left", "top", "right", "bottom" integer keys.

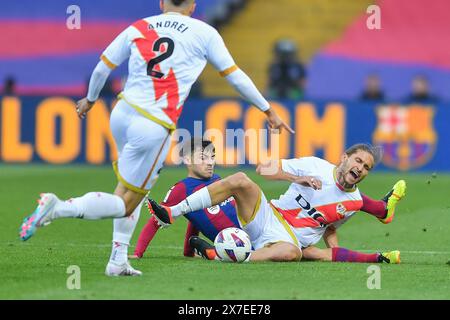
[
  {"left": 239, "top": 191, "right": 300, "bottom": 250},
  {"left": 110, "top": 99, "right": 171, "bottom": 194}
]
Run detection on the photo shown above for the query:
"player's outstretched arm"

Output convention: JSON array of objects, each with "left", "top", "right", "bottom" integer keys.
[
  {"left": 76, "top": 60, "right": 113, "bottom": 119},
  {"left": 256, "top": 160, "right": 291, "bottom": 180},
  {"left": 224, "top": 69, "right": 294, "bottom": 134},
  {"left": 264, "top": 107, "right": 295, "bottom": 134},
  {"left": 77, "top": 24, "right": 131, "bottom": 119},
  {"left": 256, "top": 161, "right": 322, "bottom": 190},
  {"left": 206, "top": 30, "right": 293, "bottom": 133}
]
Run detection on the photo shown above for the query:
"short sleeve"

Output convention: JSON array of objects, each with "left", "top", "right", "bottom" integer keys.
[
  {"left": 281, "top": 157, "right": 318, "bottom": 177},
  {"left": 161, "top": 182, "right": 187, "bottom": 207},
  {"left": 101, "top": 26, "right": 133, "bottom": 68},
  {"left": 206, "top": 29, "right": 236, "bottom": 75}
]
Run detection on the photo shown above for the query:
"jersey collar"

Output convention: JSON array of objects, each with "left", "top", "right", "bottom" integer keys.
[
  {"left": 164, "top": 12, "right": 183, "bottom": 16},
  {"left": 333, "top": 167, "right": 357, "bottom": 192},
  {"left": 187, "top": 174, "right": 219, "bottom": 182}
]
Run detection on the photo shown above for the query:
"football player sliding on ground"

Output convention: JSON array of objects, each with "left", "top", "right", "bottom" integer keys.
[{"left": 145, "top": 140, "right": 406, "bottom": 263}]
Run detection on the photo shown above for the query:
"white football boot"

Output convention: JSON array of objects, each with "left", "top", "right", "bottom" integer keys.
[{"left": 105, "top": 261, "right": 143, "bottom": 277}]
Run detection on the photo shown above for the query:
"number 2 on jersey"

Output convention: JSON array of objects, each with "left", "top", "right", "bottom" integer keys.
[{"left": 147, "top": 37, "right": 174, "bottom": 78}]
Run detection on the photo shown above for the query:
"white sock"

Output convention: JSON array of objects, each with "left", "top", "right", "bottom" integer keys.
[
  {"left": 54, "top": 192, "right": 126, "bottom": 220},
  {"left": 170, "top": 187, "right": 212, "bottom": 218},
  {"left": 109, "top": 200, "right": 144, "bottom": 264},
  {"left": 109, "top": 242, "right": 128, "bottom": 265}
]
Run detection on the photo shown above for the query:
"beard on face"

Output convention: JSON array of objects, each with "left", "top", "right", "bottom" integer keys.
[{"left": 338, "top": 159, "right": 357, "bottom": 186}]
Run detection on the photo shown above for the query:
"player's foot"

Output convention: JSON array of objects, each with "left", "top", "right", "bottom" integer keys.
[
  {"left": 19, "top": 193, "right": 58, "bottom": 241},
  {"left": 378, "top": 250, "right": 401, "bottom": 264},
  {"left": 379, "top": 180, "right": 406, "bottom": 224},
  {"left": 189, "top": 236, "right": 217, "bottom": 260},
  {"left": 105, "top": 261, "right": 142, "bottom": 276},
  {"left": 146, "top": 198, "right": 174, "bottom": 228}
]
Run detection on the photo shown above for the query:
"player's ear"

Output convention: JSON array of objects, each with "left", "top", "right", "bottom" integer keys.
[
  {"left": 340, "top": 153, "right": 348, "bottom": 163},
  {"left": 189, "top": 2, "right": 196, "bottom": 15},
  {"left": 160, "top": 0, "right": 164, "bottom": 12}
]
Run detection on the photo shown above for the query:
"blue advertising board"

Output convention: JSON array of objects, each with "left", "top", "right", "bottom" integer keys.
[{"left": 0, "top": 96, "right": 448, "bottom": 171}]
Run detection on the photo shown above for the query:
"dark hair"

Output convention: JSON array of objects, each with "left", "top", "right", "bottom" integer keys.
[
  {"left": 345, "top": 143, "right": 383, "bottom": 166},
  {"left": 180, "top": 138, "right": 215, "bottom": 158},
  {"left": 170, "top": 0, "right": 190, "bottom": 6}
]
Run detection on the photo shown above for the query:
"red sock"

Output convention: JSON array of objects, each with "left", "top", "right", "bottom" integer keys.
[
  {"left": 361, "top": 193, "right": 387, "bottom": 219},
  {"left": 183, "top": 222, "right": 199, "bottom": 257},
  {"left": 332, "top": 247, "right": 380, "bottom": 263},
  {"left": 134, "top": 216, "right": 160, "bottom": 258}
]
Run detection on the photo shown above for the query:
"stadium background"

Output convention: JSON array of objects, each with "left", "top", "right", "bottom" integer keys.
[
  {"left": 1, "top": 0, "right": 449, "bottom": 300},
  {"left": 1, "top": 0, "right": 449, "bottom": 172}
]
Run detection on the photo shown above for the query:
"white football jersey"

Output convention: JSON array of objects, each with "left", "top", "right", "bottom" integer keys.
[
  {"left": 101, "top": 12, "right": 236, "bottom": 130},
  {"left": 270, "top": 157, "right": 363, "bottom": 248}
]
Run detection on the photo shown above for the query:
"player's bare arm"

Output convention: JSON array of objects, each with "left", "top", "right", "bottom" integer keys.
[
  {"left": 76, "top": 58, "right": 116, "bottom": 119},
  {"left": 256, "top": 160, "right": 322, "bottom": 190},
  {"left": 222, "top": 69, "right": 293, "bottom": 134},
  {"left": 76, "top": 98, "right": 95, "bottom": 119},
  {"left": 264, "top": 108, "right": 294, "bottom": 134},
  {"left": 212, "top": 30, "right": 294, "bottom": 135}
]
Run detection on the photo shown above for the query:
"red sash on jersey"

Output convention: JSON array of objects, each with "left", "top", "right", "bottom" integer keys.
[
  {"left": 272, "top": 200, "right": 363, "bottom": 228},
  {"left": 132, "top": 19, "right": 182, "bottom": 124}
]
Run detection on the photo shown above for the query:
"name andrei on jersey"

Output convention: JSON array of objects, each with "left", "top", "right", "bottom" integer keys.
[{"left": 148, "top": 20, "right": 189, "bottom": 33}]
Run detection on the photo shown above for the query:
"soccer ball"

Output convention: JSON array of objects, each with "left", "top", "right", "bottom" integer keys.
[{"left": 214, "top": 227, "right": 252, "bottom": 263}]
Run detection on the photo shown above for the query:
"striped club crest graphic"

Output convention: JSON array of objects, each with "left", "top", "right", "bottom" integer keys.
[{"left": 372, "top": 105, "right": 437, "bottom": 171}]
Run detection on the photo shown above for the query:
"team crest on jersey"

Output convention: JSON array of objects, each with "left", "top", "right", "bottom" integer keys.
[
  {"left": 206, "top": 205, "right": 220, "bottom": 215},
  {"left": 336, "top": 203, "right": 346, "bottom": 216},
  {"left": 372, "top": 105, "right": 437, "bottom": 171}
]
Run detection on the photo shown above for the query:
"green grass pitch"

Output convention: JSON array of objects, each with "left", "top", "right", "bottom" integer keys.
[{"left": 0, "top": 164, "right": 449, "bottom": 300}]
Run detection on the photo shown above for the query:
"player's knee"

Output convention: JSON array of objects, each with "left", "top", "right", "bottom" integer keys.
[
  {"left": 278, "top": 245, "right": 302, "bottom": 262},
  {"left": 285, "top": 247, "right": 302, "bottom": 262},
  {"left": 117, "top": 194, "right": 139, "bottom": 217},
  {"left": 124, "top": 205, "right": 135, "bottom": 217},
  {"left": 115, "top": 187, "right": 145, "bottom": 217},
  {"left": 228, "top": 172, "right": 252, "bottom": 191}
]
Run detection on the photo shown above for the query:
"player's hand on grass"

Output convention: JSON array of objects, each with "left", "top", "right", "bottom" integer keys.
[
  {"left": 265, "top": 108, "right": 294, "bottom": 134},
  {"left": 294, "top": 176, "right": 322, "bottom": 190},
  {"left": 76, "top": 98, "right": 95, "bottom": 119}
]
